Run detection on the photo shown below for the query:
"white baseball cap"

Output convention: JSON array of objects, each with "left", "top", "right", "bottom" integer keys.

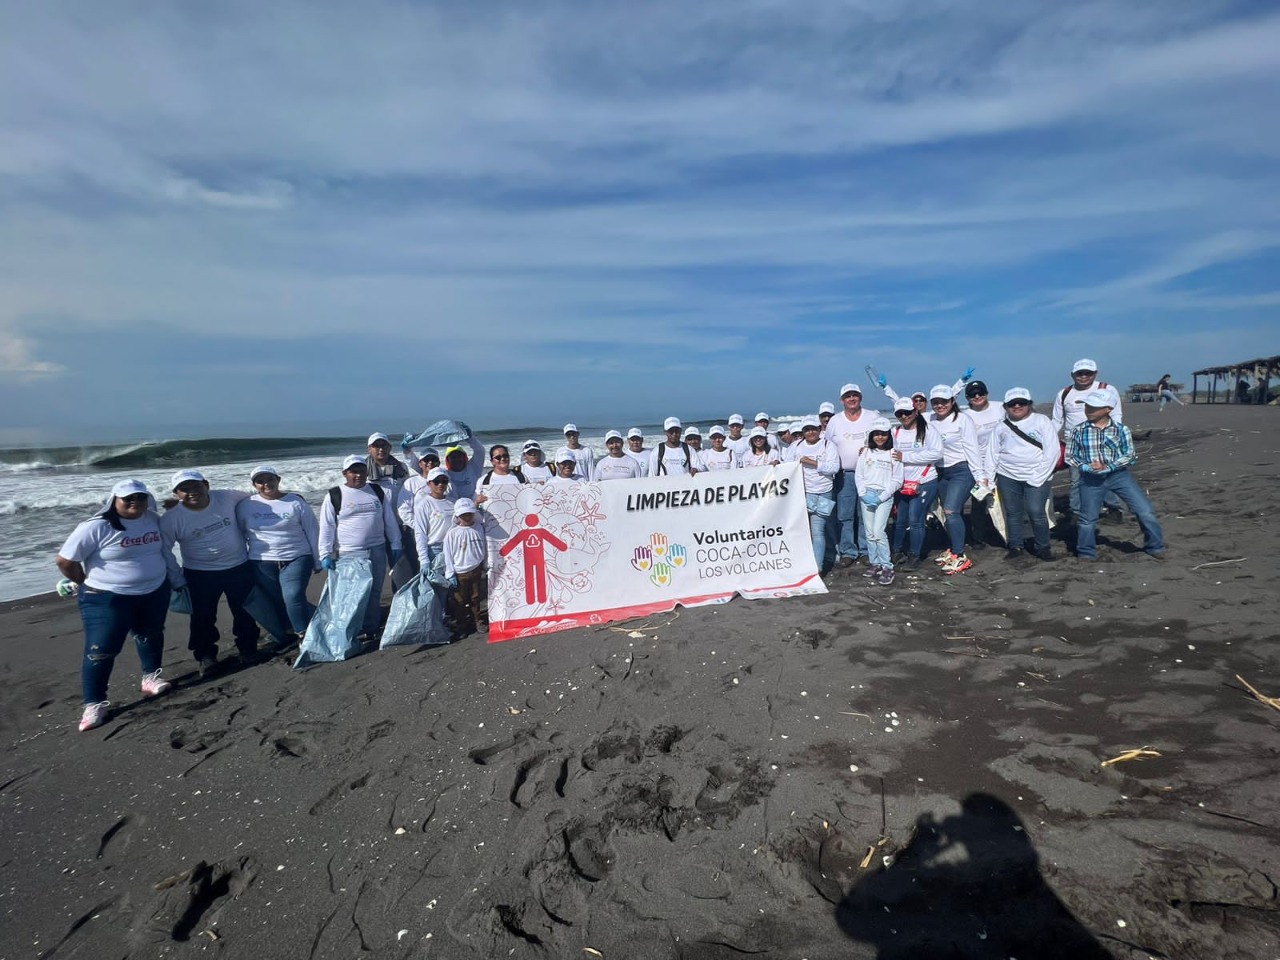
[
  {"left": 522, "top": 439, "right": 542, "bottom": 451},
  {"left": 627, "top": 427, "right": 644, "bottom": 439},
  {"left": 818, "top": 401, "right": 836, "bottom": 415},
  {"left": 415, "top": 448, "right": 439, "bottom": 463},
  {"left": 728, "top": 414, "right": 744, "bottom": 425},
  {"left": 1082, "top": 389, "right": 1114, "bottom": 408},
  {"left": 749, "top": 426, "right": 768, "bottom": 438},
  {"left": 112, "top": 479, "right": 150, "bottom": 499},
  {"left": 563, "top": 423, "right": 579, "bottom": 434},
  {"left": 605, "top": 429, "right": 623, "bottom": 441},
  {"left": 367, "top": 432, "right": 390, "bottom": 446},
  {"left": 801, "top": 417, "right": 820, "bottom": 430},
  {"left": 170, "top": 469, "right": 207, "bottom": 490},
  {"left": 664, "top": 417, "right": 682, "bottom": 431},
  {"left": 555, "top": 447, "right": 577, "bottom": 464},
  {"left": 754, "top": 411, "right": 770, "bottom": 422},
  {"left": 249, "top": 464, "right": 280, "bottom": 481},
  {"left": 867, "top": 418, "right": 893, "bottom": 433},
  {"left": 709, "top": 424, "right": 726, "bottom": 437},
  {"left": 426, "top": 467, "right": 448, "bottom": 482},
  {"left": 341, "top": 455, "right": 367, "bottom": 471},
  {"left": 840, "top": 383, "right": 861, "bottom": 397},
  {"left": 929, "top": 384, "right": 954, "bottom": 401},
  {"left": 893, "top": 397, "right": 915, "bottom": 413},
  {"left": 1072, "top": 359, "right": 1098, "bottom": 374},
  {"left": 684, "top": 426, "right": 701, "bottom": 437},
  {"left": 1003, "top": 388, "right": 1033, "bottom": 404},
  {"left": 453, "top": 497, "right": 477, "bottom": 516},
  {"left": 789, "top": 421, "right": 804, "bottom": 433}
]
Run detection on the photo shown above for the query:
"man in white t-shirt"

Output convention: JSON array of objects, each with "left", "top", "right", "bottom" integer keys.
[
  {"left": 725, "top": 414, "right": 751, "bottom": 458},
  {"left": 594, "top": 431, "right": 644, "bottom": 481},
  {"left": 649, "top": 417, "right": 699, "bottom": 476},
  {"left": 825, "top": 383, "right": 874, "bottom": 566},
  {"left": 160, "top": 470, "right": 259, "bottom": 674},
  {"left": 562, "top": 423, "right": 596, "bottom": 479},
  {"left": 625, "top": 428, "right": 651, "bottom": 477},
  {"left": 1051, "top": 358, "right": 1126, "bottom": 521}
]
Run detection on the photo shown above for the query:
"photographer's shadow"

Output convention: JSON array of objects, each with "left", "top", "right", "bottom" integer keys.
[{"left": 836, "top": 793, "right": 1112, "bottom": 959}]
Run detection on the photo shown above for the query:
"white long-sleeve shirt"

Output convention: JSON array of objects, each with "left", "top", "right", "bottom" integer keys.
[
  {"left": 853, "top": 448, "right": 904, "bottom": 504},
  {"left": 792, "top": 438, "right": 840, "bottom": 494},
  {"left": 443, "top": 520, "right": 489, "bottom": 578},
  {"left": 237, "top": 493, "right": 321, "bottom": 562},
  {"left": 963, "top": 403, "right": 1004, "bottom": 452},
  {"left": 318, "top": 484, "right": 401, "bottom": 556},
  {"left": 929, "top": 411, "right": 985, "bottom": 475},
  {"left": 444, "top": 436, "right": 487, "bottom": 501},
  {"left": 160, "top": 490, "right": 252, "bottom": 571},
  {"left": 1051, "top": 382, "right": 1124, "bottom": 437},
  {"left": 412, "top": 493, "right": 455, "bottom": 566},
  {"left": 396, "top": 475, "right": 430, "bottom": 527},
  {"left": 825, "top": 409, "right": 874, "bottom": 471},
  {"left": 892, "top": 424, "right": 944, "bottom": 485},
  {"left": 985, "top": 412, "right": 1059, "bottom": 486}
]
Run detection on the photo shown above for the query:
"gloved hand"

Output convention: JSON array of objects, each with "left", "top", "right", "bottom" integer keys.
[
  {"left": 877, "top": 373, "right": 888, "bottom": 388},
  {"left": 321, "top": 556, "right": 336, "bottom": 572},
  {"left": 389, "top": 549, "right": 402, "bottom": 567},
  {"left": 447, "top": 575, "right": 459, "bottom": 589},
  {"left": 401, "top": 432, "right": 414, "bottom": 451},
  {"left": 861, "top": 494, "right": 880, "bottom": 508},
  {"left": 963, "top": 366, "right": 975, "bottom": 381}
]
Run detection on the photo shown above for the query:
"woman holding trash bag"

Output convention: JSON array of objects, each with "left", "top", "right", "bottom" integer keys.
[
  {"left": 56, "top": 479, "right": 179, "bottom": 732},
  {"left": 237, "top": 464, "right": 320, "bottom": 646},
  {"left": 890, "top": 397, "right": 944, "bottom": 569}
]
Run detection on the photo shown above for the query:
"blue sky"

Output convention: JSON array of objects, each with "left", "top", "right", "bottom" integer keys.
[{"left": 1, "top": 0, "right": 1278, "bottom": 442}]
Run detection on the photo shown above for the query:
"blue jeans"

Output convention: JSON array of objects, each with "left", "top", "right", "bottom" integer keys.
[
  {"left": 835, "top": 470, "right": 868, "bottom": 559},
  {"left": 938, "top": 462, "right": 975, "bottom": 556},
  {"left": 1069, "top": 464, "right": 1123, "bottom": 517},
  {"left": 859, "top": 499, "right": 895, "bottom": 569},
  {"left": 1159, "top": 389, "right": 1183, "bottom": 410},
  {"left": 1076, "top": 468, "right": 1165, "bottom": 558},
  {"left": 252, "top": 555, "right": 316, "bottom": 635},
  {"left": 808, "top": 492, "right": 835, "bottom": 571},
  {"left": 997, "top": 474, "right": 1051, "bottom": 553},
  {"left": 891, "top": 480, "right": 939, "bottom": 559},
  {"left": 342, "top": 547, "right": 388, "bottom": 634},
  {"left": 78, "top": 582, "right": 168, "bottom": 704},
  {"left": 185, "top": 562, "right": 260, "bottom": 661}
]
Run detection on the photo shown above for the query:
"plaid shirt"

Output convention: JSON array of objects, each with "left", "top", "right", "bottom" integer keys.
[{"left": 1067, "top": 420, "right": 1135, "bottom": 474}]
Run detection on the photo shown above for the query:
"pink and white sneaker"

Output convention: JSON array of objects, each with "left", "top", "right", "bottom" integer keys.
[
  {"left": 140, "top": 669, "right": 172, "bottom": 697},
  {"left": 79, "top": 701, "right": 110, "bottom": 732}
]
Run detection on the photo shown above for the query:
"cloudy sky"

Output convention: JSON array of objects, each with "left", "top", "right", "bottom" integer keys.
[{"left": 2, "top": 0, "right": 1277, "bottom": 441}]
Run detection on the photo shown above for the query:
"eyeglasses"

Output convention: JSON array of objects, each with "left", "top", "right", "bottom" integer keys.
[
  {"left": 1005, "top": 400, "right": 1032, "bottom": 408},
  {"left": 492, "top": 454, "right": 510, "bottom": 461},
  {"left": 120, "top": 494, "right": 148, "bottom": 504}
]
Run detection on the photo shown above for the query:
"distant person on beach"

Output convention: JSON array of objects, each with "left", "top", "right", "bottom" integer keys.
[
  {"left": 625, "top": 429, "right": 651, "bottom": 476},
  {"left": 890, "top": 397, "right": 943, "bottom": 568},
  {"left": 319, "top": 455, "right": 401, "bottom": 642},
  {"left": 519, "top": 441, "right": 555, "bottom": 483},
  {"left": 412, "top": 467, "right": 455, "bottom": 574},
  {"left": 826, "top": 383, "right": 872, "bottom": 568},
  {"left": 561, "top": 424, "right": 595, "bottom": 479},
  {"left": 1157, "top": 374, "right": 1184, "bottom": 411},
  {"left": 986, "top": 389, "right": 1059, "bottom": 562},
  {"left": 365, "top": 432, "right": 416, "bottom": 588},
  {"left": 739, "top": 427, "right": 779, "bottom": 467},
  {"left": 854, "top": 419, "right": 903, "bottom": 585},
  {"left": 1051, "top": 359, "right": 1125, "bottom": 522},
  {"left": 56, "top": 479, "right": 175, "bottom": 732},
  {"left": 1067, "top": 391, "right": 1166, "bottom": 560},
  {"left": 160, "top": 470, "right": 259, "bottom": 675},
  {"left": 700, "top": 426, "right": 740, "bottom": 471},
  {"left": 1236, "top": 376, "right": 1252, "bottom": 404},
  {"left": 928, "top": 384, "right": 984, "bottom": 575},
  {"left": 793, "top": 416, "right": 840, "bottom": 571},
  {"left": 593, "top": 431, "right": 644, "bottom": 481},
  {"left": 442, "top": 498, "right": 491, "bottom": 637},
  {"left": 650, "top": 418, "right": 699, "bottom": 476},
  {"left": 237, "top": 464, "right": 319, "bottom": 646}
]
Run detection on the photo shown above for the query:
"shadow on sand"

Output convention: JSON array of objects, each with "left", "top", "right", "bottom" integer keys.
[{"left": 836, "top": 792, "right": 1113, "bottom": 959}]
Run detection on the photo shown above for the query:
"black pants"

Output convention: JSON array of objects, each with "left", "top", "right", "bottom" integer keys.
[{"left": 185, "top": 562, "right": 259, "bottom": 660}]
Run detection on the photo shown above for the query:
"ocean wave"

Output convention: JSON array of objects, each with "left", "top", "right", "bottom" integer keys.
[{"left": 0, "top": 436, "right": 354, "bottom": 472}]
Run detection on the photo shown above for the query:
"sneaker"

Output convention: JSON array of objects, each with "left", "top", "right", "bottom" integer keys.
[
  {"left": 197, "top": 656, "right": 219, "bottom": 678},
  {"left": 1004, "top": 548, "right": 1027, "bottom": 563},
  {"left": 942, "top": 554, "right": 973, "bottom": 575},
  {"left": 79, "top": 701, "right": 110, "bottom": 732},
  {"left": 837, "top": 556, "right": 855, "bottom": 569},
  {"left": 934, "top": 549, "right": 956, "bottom": 566},
  {"left": 1101, "top": 507, "right": 1124, "bottom": 524},
  {"left": 875, "top": 568, "right": 896, "bottom": 586},
  {"left": 862, "top": 564, "right": 881, "bottom": 579},
  {"left": 140, "top": 669, "right": 172, "bottom": 697},
  {"left": 1035, "top": 547, "right": 1054, "bottom": 562},
  {"left": 901, "top": 556, "right": 922, "bottom": 571}
]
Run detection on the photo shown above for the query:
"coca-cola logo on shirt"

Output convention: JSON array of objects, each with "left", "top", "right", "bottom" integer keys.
[{"left": 120, "top": 531, "right": 161, "bottom": 547}]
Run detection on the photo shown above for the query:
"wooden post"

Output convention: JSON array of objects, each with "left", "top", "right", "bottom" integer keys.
[{"left": 1192, "top": 373, "right": 1199, "bottom": 404}]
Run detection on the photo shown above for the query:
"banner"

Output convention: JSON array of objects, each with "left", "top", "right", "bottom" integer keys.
[{"left": 482, "top": 462, "right": 826, "bottom": 642}]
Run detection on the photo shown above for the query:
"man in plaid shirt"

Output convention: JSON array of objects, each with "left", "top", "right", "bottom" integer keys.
[{"left": 1066, "top": 391, "right": 1166, "bottom": 561}]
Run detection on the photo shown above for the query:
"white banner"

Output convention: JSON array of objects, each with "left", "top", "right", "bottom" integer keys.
[{"left": 481, "top": 462, "right": 826, "bottom": 642}]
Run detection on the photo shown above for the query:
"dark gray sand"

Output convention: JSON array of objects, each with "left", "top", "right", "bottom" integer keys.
[{"left": 2, "top": 405, "right": 1277, "bottom": 959}]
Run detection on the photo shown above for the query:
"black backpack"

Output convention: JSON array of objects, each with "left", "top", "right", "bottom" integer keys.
[
  {"left": 655, "top": 441, "right": 693, "bottom": 476},
  {"left": 482, "top": 467, "right": 529, "bottom": 485},
  {"left": 328, "top": 483, "right": 385, "bottom": 516}
]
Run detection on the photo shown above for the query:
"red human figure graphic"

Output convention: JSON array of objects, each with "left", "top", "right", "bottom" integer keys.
[{"left": 499, "top": 514, "right": 569, "bottom": 605}]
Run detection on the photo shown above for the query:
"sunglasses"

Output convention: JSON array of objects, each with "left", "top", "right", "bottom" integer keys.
[
  {"left": 120, "top": 494, "right": 148, "bottom": 504},
  {"left": 895, "top": 410, "right": 914, "bottom": 417},
  {"left": 252, "top": 475, "right": 278, "bottom": 483},
  {"left": 492, "top": 454, "right": 510, "bottom": 461},
  {"left": 930, "top": 399, "right": 951, "bottom": 406},
  {"left": 1005, "top": 399, "right": 1032, "bottom": 408},
  {"left": 429, "top": 477, "right": 449, "bottom": 485}
]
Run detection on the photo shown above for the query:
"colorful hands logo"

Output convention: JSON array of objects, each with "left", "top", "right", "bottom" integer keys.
[{"left": 631, "top": 532, "right": 687, "bottom": 588}]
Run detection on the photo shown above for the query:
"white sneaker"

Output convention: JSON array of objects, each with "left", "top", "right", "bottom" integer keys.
[
  {"left": 79, "top": 701, "right": 110, "bottom": 732},
  {"left": 934, "top": 549, "right": 956, "bottom": 565},
  {"left": 141, "top": 669, "right": 172, "bottom": 697}
]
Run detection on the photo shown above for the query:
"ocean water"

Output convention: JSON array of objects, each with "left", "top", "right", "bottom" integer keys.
[{"left": 1, "top": 414, "right": 855, "bottom": 602}]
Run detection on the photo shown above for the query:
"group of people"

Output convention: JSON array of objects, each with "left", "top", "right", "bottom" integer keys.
[{"left": 56, "top": 357, "right": 1166, "bottom": 733}]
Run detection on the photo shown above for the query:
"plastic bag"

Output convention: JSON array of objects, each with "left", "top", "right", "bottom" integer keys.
[
  {"left": 380, "top": 568, "right": 451, "bottom": 648},
  {"left": 402, "top": 419, "right": 473, "bottom": 453},
  {"left": 293, "top": 557, "right": 372, "bottom": 668},
  {"left": 169, "top": 585, "right": 192, "bottom": 615}
]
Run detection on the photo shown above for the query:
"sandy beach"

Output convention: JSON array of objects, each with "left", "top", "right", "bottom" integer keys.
[{"left": 1, "top": 403, "right": 1277, "bottom": 960}]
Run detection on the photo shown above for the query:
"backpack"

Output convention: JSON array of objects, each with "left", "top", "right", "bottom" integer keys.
[
  {"left": 655, "top": 441, "right": 693, "bottom": 476},
  {"left": 482, "top": 467, "right": 529, "bottom": 485},
  {"left": 329, "top": 483, "right": 385, "bottom": 516}
]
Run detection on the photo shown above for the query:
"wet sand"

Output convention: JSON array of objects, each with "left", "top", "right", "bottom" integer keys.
[{"left": 1, "top": 403, "right": 1277, "bottom": 959}]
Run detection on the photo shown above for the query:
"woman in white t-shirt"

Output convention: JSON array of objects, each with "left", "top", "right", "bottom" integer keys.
[
  {"left": 56, "top": 479, "right": 179, "bottom": 733},
  {"left": 237, "top": 464, "right": 320, "bottom": 643},
  {"left": 739, "top": 428, "right": 779, "bottom": 467}
]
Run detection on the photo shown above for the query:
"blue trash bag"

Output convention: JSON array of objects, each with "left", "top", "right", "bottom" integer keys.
[
  {"left": 243, "top": 584, "right": 293, "bottom": 644},
  {"left": 169, "top": 585, "right": 192, "bottom": 615},
  {"left": 401, "top": 419, "right": 473, "bottom": 453},
  {"left": 380, "top": 569, "right": 452, "bottom": 648},
  {"left": 294, "top": 557, "right": 372, "bottom": 668}
]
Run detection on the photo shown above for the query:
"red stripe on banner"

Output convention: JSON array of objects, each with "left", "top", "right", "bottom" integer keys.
[{"left": 486, "top": 573, "right": 824, "bottom": 643}]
